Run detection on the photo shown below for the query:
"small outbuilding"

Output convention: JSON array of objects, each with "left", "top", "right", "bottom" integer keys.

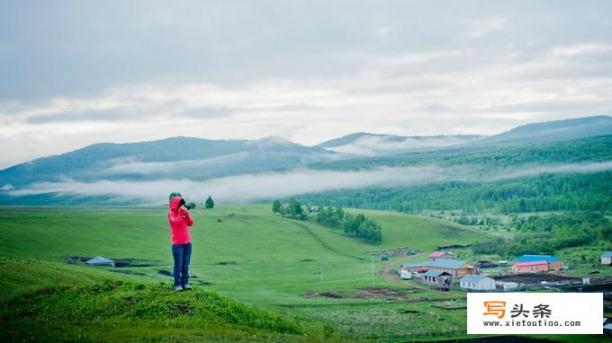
[
  {"left": 460, "top": 275, "right": 496, "bottom": 291},
  {"left": 601, "top": 251, "right": 612, "bottom": 265},
  {"left": 497, "top": 281, "right": 519, "bottom": 291},
  {"left": 85, "top": 256, "right": 115, "bottom": 267},
  {"left": 477, "top": 260, "right": 498, "bottom": 269},
  {"left": 423, "top": 270, "right": 452, "bottom": 286},
  {"left": 400, "top": 269, "right": 412, "bottom": 279}
]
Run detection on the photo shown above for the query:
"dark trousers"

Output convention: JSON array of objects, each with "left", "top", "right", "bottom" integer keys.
[{"left": 171, "top": 243, "right": 192, "bottom": 287}]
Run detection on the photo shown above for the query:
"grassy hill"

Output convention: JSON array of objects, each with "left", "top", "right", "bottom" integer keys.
[
  {"left": 0, "top": 256, "right": 329, "bottom": 342},
  {"left": 0, "top": 205, "right": 486, "bottom": 341},
  {"left": 2, "top": 205, "right": 605, "bottom": 342},
  {"left": 0, "top": 205, "right": 479, "bottom": 302}
]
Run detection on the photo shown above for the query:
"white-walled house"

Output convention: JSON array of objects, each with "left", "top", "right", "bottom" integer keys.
[
  {"left": 460, "top": 275, "right": 496, "bottom": 291},
  {"left": 400, "top": 269, "right": 412, "bottom": 279},
  {"left": 602, "top": 251, "right": 612, "bottom": 265}
]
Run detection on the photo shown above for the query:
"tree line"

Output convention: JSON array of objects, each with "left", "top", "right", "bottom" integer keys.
[
  {"left": 272, "top": 199, "right": 382, "bottom": 244},
  {"left": 294, "top": 171, "right": 612, "bottom": 214},
  {"left": 471, "top": 212, "right": 612, "bottom": 257},
  {"left": 316, "top": 206, "right": 382, "bottom": 243}
]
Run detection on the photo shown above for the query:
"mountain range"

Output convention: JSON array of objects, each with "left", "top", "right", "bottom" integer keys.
[
  {"left": 316, "top": 133, "right": 483, "bottom": 156},
  {"left": 1, "top": 115, "right": 611, "bottom": 204}
]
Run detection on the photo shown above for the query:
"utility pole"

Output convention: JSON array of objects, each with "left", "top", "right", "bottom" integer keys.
[
  {"left": 320, "top": 259, "right": 323, "bottom": 281},
  {"left": 370, "top": 255, "right": 374, "bottom": 287}
]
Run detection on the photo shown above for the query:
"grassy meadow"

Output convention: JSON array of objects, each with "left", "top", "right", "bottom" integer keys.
[{"left": 0, "top": 205, "right": 604, "bottom": 342}]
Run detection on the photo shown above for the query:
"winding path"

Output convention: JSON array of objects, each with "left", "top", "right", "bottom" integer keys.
[{"left": 287, "top": 219, "right": 365, "bottom": 261}]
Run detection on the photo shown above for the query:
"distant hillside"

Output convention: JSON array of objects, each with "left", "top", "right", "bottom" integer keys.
[
  {"left": 0, "top": 136, "right": 335, "bottom": 187},
  {"left": 484, "top": 115, "right": 612, "bottom": 144},
  {"left": 1, "top": 116, "right": 612, "bottom": 205},
  {"left": 297, "top": 134, "right": 612, "bottom": 213},
  {"left": 317, "top": 132, "right": 483, "bottom": 156},
  {"left": 318, "top": 132, "right": 408, "bottom": 148}
]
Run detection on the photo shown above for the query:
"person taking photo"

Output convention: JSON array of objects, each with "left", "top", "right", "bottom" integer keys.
[{"left": 168, "top": 194, "right": 194, "bottom": 291}]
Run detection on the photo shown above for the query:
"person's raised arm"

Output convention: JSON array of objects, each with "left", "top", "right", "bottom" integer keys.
[{"left": 181, "top": 207, "right": 194, "bottom": 227}]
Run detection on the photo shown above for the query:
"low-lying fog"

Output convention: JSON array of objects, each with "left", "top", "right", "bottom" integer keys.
[{"left": 7, "top": 161, "right": 612, "bottom": 204}]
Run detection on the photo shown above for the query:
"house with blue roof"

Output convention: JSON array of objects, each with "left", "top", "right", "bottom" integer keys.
[
  {"left": 460, "top": 275, "right": 496, "bottom": 290},
  {"left": 602, "top": 251, "right": 612, "bottom": 265},
  {"left": 515, "top": 255, "right": 561, "bottom": 263}
]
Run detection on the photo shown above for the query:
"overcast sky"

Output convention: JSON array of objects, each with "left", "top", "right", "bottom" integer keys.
[{"left": 1, "top": 1, "right": 612, "bottom": 168}]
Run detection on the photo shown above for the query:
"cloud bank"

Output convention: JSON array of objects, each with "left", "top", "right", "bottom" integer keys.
[
  {"left": 2, "top": 2, "right": 612, "bottom": 168},
  {"left": 103, "top": 153, "right": 250, "bottom": 175},
  {"left": 8, "top": 161, "right": 612, "bottom": 204},
  {"left": 326, "top": 135, "right": 483, "bottom": 156}
]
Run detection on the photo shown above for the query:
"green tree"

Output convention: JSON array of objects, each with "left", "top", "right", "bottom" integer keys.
[
  {"left": 286, "top": 198, "right": 306, "bottom": 220},
  {"left": 272, "top": 200, "right": 282, "bottom": 213},
  {"left": 313, "top": 204, "right": 382, "bottom": 244},
  {"left": 205, "top": 196, "right": 215, "bottom": 209}
]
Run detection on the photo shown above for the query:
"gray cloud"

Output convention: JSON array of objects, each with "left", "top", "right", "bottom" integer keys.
[{"left": 2, "top": 1, "right": 612, "bottom": 168}]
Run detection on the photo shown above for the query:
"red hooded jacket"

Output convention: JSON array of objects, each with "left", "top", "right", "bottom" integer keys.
[{"left": 168, "top": 196, "right": 194, "bottom": 245}]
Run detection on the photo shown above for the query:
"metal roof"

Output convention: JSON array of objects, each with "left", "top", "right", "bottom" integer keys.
[
  {"left": 401, "top": 261, "right": 425, "bottom": 268},
  {"left": 460, "top": 275, "right": 493, "bottom": 283},
  {"left": 515, "top": 255, "right": 561, "bottom": 263},
  {"left": 424, "top": 270, "right": 449, "bottom": 277},
  {"left": 602, "top": 251, "right": 612, "bottom": 258},
  {"left": 428, "top": 258, "right": 467, "bottom": 269},
  {"left": 402, "top": 258, "right": 467, "bottom": 270}
]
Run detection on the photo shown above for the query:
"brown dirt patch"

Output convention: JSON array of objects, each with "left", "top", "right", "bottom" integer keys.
[
  {"left": 354, "top": 287, "right": 413, "bottom": 301},
  {"left": 303, "top": 291, "right": 344, "bottom": 299},
  {"left": 495, "top": 273, "right": 580, "bottom": 284},
  {"left": 365, "top": 247, "right": 419, "bottom": 257}
]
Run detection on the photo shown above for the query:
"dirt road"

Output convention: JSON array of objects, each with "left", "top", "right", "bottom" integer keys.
[{"left": 380, "top": 253, "right": 433, "bottom": 291}]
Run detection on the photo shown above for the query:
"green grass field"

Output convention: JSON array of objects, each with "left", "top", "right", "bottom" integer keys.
[{"left": 0, "top": 205, "right": 603, "bottom": 342}]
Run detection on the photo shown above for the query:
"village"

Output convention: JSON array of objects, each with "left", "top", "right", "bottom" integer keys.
[
  {"left": 397, "top": 250, "right": 612, "bottom": 292},
  {"left": 395, "top": 250, "right": 612, "bottom": 334}
]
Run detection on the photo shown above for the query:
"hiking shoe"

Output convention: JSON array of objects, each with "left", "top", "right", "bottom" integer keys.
[
  {"left": 182, "top": 284, "right": 192, "bottom": 291},
  {"left": 174, "top": 285, "right": 184, "bottom": 292}
]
